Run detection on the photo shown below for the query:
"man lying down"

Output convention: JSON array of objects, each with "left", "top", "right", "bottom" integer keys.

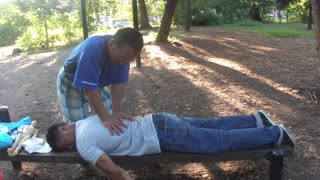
[{"left": 46, "top": 110, "right": 294, "bottom": 180}]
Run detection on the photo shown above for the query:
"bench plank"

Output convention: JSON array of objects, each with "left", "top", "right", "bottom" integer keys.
[{"left": 0, "top": 145, "right": 293, "bottom": 165}]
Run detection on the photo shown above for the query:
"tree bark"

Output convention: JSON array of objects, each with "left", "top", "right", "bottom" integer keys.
[
  {"left": 308, "top": 0, "right": 312, "bottom": 30},
  {"left": 156, "top": 0, "right": 178, "bottom": 42},
  {"left": 312, "top": 0, "right": 320, "bottom": 51},
  {"left": 184, "top": 0, "right": 191, "bottom": 32},
  {"left": 45, "top": 19, "right": 49, "bottom": 48},
  {"left": 81, "top": 0, "right": 88, "bottom": 39},
  {"left": 138, "top": 0, "right": 152, "bottom": 29},
  {"left": 249, "top": 4, "right": 261, "bottom": 21}
]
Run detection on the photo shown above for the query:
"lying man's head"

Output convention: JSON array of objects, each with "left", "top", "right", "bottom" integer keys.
[{"left": 46, "top": 123, "right": 76, "bottom": 151}]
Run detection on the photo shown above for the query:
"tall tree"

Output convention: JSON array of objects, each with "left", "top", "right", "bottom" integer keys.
[
  {"left": 312, "top": 0, "right": 320, "bottom": 51},
  {"left": 307, "top": 0, "right": 312, "bottom": 29},
  {"left": 184, "top": 0, "right": 191, "bottom": 32},
  {"left": 15, "top": 0, "right": 60, "bottom": 48},
  {"left": 156, "top": 0, "right": 178, "bottom": 42},
  {"left": 138, "top": 0, "right": 152, "bottom": 29}
]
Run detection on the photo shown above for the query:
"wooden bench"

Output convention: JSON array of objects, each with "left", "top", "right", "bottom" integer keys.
[{"left": 0, "top": 106, "right": 296, "bottom": 180}]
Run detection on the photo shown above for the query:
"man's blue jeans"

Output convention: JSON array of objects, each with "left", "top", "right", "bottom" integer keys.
[{"left": 152, "top": 112, "right": 280, "bottom": 153}]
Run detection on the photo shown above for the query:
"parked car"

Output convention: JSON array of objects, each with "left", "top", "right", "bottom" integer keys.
[{"left": 114, "top": 21, "right": 132, "bottom": 28}]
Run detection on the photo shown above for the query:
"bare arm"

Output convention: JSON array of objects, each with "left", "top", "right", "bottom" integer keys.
[
  {"left": 96, "top": 153, "right": 133, "bottom": 180},
  {"left": 111, "top": 83, "right": 126, "bottom": 113},
  {"left": 85, "top": 89, "right": 111, "bottom": 121},
  {"left": 111, "top": 84, "right": 133, "bottom": 121},
  {"left": 85, "top": 89, "right": 127, "bottom": 135}
]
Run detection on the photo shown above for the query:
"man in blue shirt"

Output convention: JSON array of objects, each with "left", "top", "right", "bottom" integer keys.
[{"left": 57, "top": 28, "right": 144, "bottom": 135}]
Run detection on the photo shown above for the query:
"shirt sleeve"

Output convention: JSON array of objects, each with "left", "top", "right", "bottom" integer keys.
[
  {"left": 109, "top": 63, "right": 130, "bottom": 84},
  {"left": 73, "top": 44, "right": 103, "bottom": 90},
  {"left": 77, "top": 142, "right": 105, "bottom": 166}
]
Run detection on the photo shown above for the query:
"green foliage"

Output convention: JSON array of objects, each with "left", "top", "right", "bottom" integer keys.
[
  {"left": 0, "top": 1, "right": 27, "bottom": 46},
  {"left": 147, "top": 0, "right": 165, "bottom": 23},
  {"left": 16, "top": 25, "right": 46, "bottom": 51},
  {"left": 285, "top": 0, "right": 309, "bottom": 23},
  {"left": 223, "top": 20, "right": 315, "bottom": 38},
  {"left": 86, "top": 0, "right": 118, "bottom": 31},
  {"left": 1, "top": 0, "right": 314, "bottom": 53}
]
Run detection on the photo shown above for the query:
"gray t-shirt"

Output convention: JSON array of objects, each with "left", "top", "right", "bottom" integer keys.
[{"left": 75, "top": 114, "right": 161, "bottom": 166}]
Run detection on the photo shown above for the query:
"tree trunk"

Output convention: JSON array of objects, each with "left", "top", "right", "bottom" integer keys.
[
  {"left": 312, "top": 0, "right": 320, "bottom": 51},
  {"left": 138, "top": 0, "right": 152, "bottom": 29},
  {"left": 81, "top": 0, "right": 88, "bottom": 40},
  {"left": 156, "top": 0, "right": 178, "bottom": 42},
  {"left": 308, "top": 0, "right": 312, "bottom": 30},
  {"left": 184, "top": 0, "right": 191, "bottom": 32},
  {"left": 45, "top": 19, "right": 49, "bottom": 48},
  {"left": 249, "top": 5, "right": 261, "bottom": 21}
]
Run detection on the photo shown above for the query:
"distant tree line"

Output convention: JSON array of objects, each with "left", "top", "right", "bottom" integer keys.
[{"left": 0, "top": 0, "right": 318, "bottom": 51}]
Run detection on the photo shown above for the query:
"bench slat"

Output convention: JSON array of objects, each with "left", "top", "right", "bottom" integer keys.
[{"left": 0, "top": 145, "right": 293, "bottom": 165}]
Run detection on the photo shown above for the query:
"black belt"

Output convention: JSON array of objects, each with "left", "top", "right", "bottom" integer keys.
[{"left": 63, "top": 62, "right": 77, "bottom": 74}]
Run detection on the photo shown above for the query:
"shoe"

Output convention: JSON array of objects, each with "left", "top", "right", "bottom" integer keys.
[
  {"left": 274, "top": 125, "right": 283, "bottom": 147},
  {"left": 279, "top": 124, "right": 296, "bottom": 147},
  {"left": 258, "top": 110, "right": 276, "bottom": 127}
]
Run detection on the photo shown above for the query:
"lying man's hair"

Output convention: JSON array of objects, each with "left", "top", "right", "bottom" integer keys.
[{"left": 46, "top": 122, "right": 66, "bottom": 152}]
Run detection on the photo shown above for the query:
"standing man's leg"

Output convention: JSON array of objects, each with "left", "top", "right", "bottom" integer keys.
[
  {"left": 57, "top": 70, "right": 113, "bottom": 122},
  {"left": 57, "top": 69, "right": 90, "bottom": 122},
  {"left": 99, "top": 86, "right": 113, "bottom": 114}
]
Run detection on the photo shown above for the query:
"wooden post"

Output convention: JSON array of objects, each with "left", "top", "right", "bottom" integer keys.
[
  {"left": 81, "top": 0, "right": 88, "bottom": 40},
  {"left": 132, "top": 0, "right": 142, "bottom": 67}
]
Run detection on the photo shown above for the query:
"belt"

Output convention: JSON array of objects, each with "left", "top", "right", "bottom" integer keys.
[{"left": 63, "top": 62, "right": 77, "bottom": 74}]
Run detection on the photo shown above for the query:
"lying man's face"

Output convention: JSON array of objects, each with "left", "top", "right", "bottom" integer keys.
[{"left": 56, "top": 125, "right": 77, "bottom": 151}]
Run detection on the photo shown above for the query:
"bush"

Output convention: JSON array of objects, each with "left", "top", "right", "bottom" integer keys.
[
  {"left": 192, "top": 9, "right": 224, "bottom": 26},
  {"left": 0, "top": 23, "right": 21, "bottom": 46},
  {"left": 16, "top": 26, "right": 46, "bottom": 51}
]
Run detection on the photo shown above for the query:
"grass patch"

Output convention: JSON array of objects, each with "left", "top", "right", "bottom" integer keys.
[{"left": 221, "top": 20, "right": 315, "bottom": 38}]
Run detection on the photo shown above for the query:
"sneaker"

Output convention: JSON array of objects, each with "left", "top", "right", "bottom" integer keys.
[
  {"left": 279, "top": 124, "right": 296, "bottom": 147},
  {"left": 258, "top": 110, "right": 276, "bottom": 127},
  {"left": 274, "top": 125, "right": 284, "bottom": 147}
]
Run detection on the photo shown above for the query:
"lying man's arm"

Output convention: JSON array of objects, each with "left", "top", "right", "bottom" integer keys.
[{"left": 96, "top": 153, "right": 133, "bottom": 180}]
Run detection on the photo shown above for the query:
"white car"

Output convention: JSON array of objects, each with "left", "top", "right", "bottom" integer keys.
[{"left": 114, "top": 21, "right": 132, "bottom": 28}]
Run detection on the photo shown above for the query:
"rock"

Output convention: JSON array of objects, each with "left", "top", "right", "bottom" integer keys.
[{"left": 11, "top": 48, "right": 22, "bottom": 55}]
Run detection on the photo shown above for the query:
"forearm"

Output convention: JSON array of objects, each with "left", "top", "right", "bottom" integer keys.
[
  {"left": 96, "top": 154, "right": 132, "bottom": 180},
  {"left": 85, "top": 89, "right": 110, "bottom": 121},
  {"left": 111, "top": 83, "right": 127, "bottom": 113}
]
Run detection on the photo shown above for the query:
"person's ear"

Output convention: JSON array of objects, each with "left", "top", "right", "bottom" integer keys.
[
  {"left": 109, "top": 39, "right": 116, "bottom": 46},
  {"left": 58, "top": 125, "right": 66, "bottom": 132}
]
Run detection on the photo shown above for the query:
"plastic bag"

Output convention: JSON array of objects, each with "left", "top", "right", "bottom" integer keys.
[
  {"left": 0, "top": 124, "right": 12, "bottom": 150},
  {"left": 0, "top": 116, "right": 31, "bottom": 150}
]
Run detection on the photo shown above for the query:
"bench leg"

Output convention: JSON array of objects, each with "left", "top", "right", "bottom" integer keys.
[
  {"left": 11, "top": 161, "right": 22, "bottom": 171},
  {"left": 0, "top": 106, "right": 11, "bottom": 122},
  {"left": 269, "top": 150, "right": 284, "bottom": 180}
]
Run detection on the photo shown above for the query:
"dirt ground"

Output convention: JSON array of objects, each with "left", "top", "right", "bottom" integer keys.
[{"left": 1, "top": 27, "right": 320, "bottom": 180}]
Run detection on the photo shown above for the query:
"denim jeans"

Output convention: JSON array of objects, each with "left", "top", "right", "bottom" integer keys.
[{"left": 152, "top": 112, "right": 280, "bottom": 154}]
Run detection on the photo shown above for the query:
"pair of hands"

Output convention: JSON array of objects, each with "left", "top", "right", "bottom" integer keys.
[{"left": 101, "top": 112, "right": 134, "bottom": 135}]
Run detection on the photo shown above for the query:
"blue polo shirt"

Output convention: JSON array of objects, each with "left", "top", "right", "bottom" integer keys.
[{"left": 64, "top": 35, "right": 130, "bottom": 90}]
